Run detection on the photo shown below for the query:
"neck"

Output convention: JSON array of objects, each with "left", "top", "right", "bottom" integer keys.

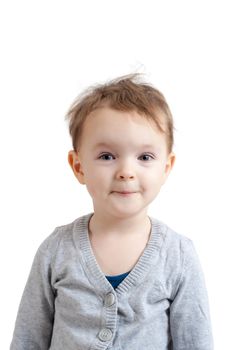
[{"left": 88, "top": 210, "right": 151, "bottom": 238}]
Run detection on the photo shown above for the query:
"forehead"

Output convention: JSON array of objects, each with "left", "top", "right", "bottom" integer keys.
[{"left": 80, "top": 107, "right": 167, "bottom": 151}]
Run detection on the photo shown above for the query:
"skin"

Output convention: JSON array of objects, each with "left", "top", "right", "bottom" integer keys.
[{"left": 68, "top": 107, "right": 176, "bottom": 274}]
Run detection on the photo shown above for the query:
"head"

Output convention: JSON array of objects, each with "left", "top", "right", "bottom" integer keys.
[{"left": 66, "top": 74, "right": 176, "bottom": 219}]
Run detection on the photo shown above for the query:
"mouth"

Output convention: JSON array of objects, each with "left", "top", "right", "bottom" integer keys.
[{"left": 112, "top": 191, "right": 137, "bottom": 195}]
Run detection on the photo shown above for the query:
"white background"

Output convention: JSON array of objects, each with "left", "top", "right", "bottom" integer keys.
[{"left": 1, "top": 1, "right": 232, "bottom": 348}]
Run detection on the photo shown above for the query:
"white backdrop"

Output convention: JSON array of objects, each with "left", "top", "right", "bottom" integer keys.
[{"left": 1, "top": 1, "right": 232, "bottom": 348}]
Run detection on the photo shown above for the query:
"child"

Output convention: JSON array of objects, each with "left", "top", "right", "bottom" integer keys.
[{"left": 10, "top": 74, "right": 214, "bottom": 349}]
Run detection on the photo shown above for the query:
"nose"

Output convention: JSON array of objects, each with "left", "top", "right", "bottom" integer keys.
[
  {"left": 118, "top": 174, "right": 134, "bottom": 180},
  {"left": 115, "top": 161, "right": 135, "bottom": 180}
]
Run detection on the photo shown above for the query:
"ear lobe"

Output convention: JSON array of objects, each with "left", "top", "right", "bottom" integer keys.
[
  {"left": 68, "top": 150, "right": 85, "bottom": 184},
  {"left": 74, "top": 160, "right": 84, "bottom": 177},
  {"left": 74, "top": 160, "right": 80, "bottom": 170},
  {"left": 161, "top": 152, "right": 176, "bottom": 185},
  {"left": 166, "top": 152, "right": 176, "bottom": 173}
]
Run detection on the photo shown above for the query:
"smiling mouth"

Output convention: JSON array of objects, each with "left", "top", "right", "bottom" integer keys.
[{"left": 113, "top": 191, "right": 137, "bottom": 195}]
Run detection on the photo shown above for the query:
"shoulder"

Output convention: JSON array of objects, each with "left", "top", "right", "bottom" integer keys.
[
  {"left": 151, "top": 217, "right": 194, "bottom": 250},
  {"left": 150, "top": 216, "right": 198, "bottom": 270},
  {"left": 36, "top": 212, "right": 92, "bottom": 260}
]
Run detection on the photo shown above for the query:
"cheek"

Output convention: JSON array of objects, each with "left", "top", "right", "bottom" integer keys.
[
  {"left": 84, "top": 172, "right": 103, "bottom": 197},
  {"left": 145, "top": 169, "right": 164, "bottom": 186},
  {"left": 142, "top": 170, "right": 157, "bottom": 181},
  {"left": 85, "top": 182, "right": 97, "bottom": 198}
]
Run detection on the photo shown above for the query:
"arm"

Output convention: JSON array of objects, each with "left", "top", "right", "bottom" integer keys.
[
  {"left": 10, "top": 238, "right": 56, "bottom": 350},
  {"left": 170, "top": 240, "right": 214, "bottom": 350}
]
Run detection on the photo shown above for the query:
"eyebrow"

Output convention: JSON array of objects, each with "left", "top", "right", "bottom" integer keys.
[{"left": 93, "top": 142, "right": 157, "bottom": 149}]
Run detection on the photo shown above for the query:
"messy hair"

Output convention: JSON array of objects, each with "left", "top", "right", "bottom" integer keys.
[{"left": 65, "top": 73, "right": 175, "bottom": 154}]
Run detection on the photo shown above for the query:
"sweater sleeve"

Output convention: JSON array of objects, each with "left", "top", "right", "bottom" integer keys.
[
  {"left": 170, "top": 239, "right": 214, "bottom": 350},
  {"left": 10, "top": 235, "right": 56, "bottom": 350}
]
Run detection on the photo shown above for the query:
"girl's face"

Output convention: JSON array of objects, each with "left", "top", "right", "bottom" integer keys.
[{"left": 69, "top": 107, "right": 175, "bottom": 220}]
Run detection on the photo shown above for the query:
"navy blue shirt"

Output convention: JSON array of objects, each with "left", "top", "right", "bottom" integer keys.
[{"left": 105, "top": 271, "right": 131, "bottom": 289}]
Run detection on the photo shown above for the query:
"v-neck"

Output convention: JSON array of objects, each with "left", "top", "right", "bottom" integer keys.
[{"left": 75, "top": 212, "right": 164, "bottom": 297}]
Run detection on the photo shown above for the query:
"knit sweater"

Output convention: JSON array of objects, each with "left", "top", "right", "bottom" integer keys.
[{"left": 10, "top": 212, "right": 214, "bottom": 349}]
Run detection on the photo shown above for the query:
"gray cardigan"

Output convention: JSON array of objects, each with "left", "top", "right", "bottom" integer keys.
[{"left": 10, "top": 212, "right": 214, "bottom": 349}]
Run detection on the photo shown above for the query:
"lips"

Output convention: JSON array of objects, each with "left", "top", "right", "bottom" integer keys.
[
  {"left": 113, "top": 191, "right": 137, "bottom": 194},
  {"left": 116, "top": 191, "right": 134, "bottom": 194}
]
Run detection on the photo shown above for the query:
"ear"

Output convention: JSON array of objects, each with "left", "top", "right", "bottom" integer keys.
[
  {"left": 68, "top": 150, "right": 86, "bottom": 185},
  {"left": 162, "top": 151, "right": 176, "bottom": 185}
]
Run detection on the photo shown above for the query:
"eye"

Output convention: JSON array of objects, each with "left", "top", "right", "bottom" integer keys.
[
  {"left": 98, "top": 153, "right": 155, "bottom": 161},
  {"left": 139, "top": 154, "right": 155, "bottom": 161},
  {"left": 98, "top": 153, "right": 115, "bottom": 161}
]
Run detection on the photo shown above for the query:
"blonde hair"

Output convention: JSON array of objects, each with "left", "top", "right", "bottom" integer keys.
[{"left": 65, "top": 73, "right": 175, "bottom": 154}]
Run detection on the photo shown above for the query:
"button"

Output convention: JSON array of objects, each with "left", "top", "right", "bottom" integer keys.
[
  {"left": 104, "top": 293, "right": 115, "bottom": 307},
  {"left": 98, "top": 328, "right": 113, "bottom": 342}
]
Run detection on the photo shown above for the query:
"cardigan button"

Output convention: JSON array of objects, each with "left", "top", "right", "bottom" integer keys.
[
  {"left": 104, "top": 293, "right": 115, "bottom": 307},
  {"left": 98, "top": 328, "right": 113, "bottom": 341}
]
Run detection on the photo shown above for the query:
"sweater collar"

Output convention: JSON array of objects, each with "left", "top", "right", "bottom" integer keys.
[{"left": 75, "top": 212, "right": 165, "bottom": 297}]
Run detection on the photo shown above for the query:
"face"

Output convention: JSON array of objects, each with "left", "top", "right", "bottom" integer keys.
[{"left": 68, "top": 107, "right": 175, "bottom": 220}]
